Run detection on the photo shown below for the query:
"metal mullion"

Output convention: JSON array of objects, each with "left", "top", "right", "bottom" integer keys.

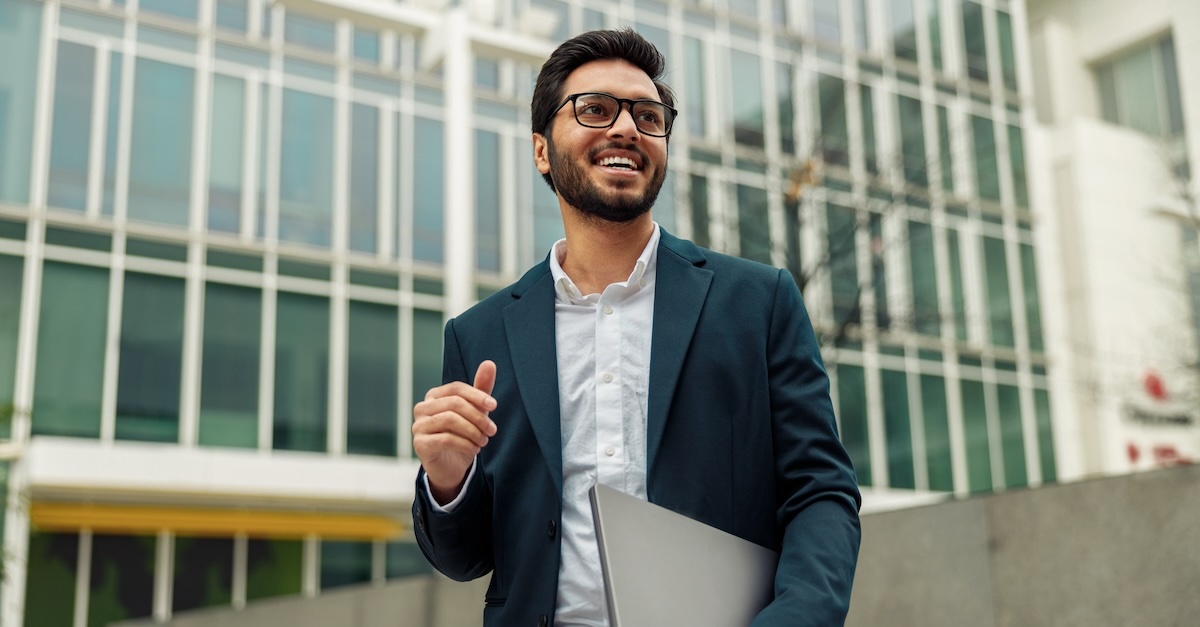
[
  {"left": 982, "top": 364, "right": 1006, "bottom": 490},
  {"left": 943, "top": 357, "right": 969, "bottom": 496},
  {"left": 99, "top": 232, "right": 126, "bottom": 442},
  {"left": 398, "top": 296, "right": 414, "bottom": 460},
  {"left": 239, "top": 73, "right": 262, "bottom": 241},
  {"left": 153, "top": 530, "right": 173, "bottom": 622},
  {"left": 86, "top": 41, "right": 112, "bottom": 219},
  {"left": 377, "top": 102, "right": 396, "bottom": 259},
  {"left": 29, "top": 0, "right": 61, "bottom": 211},
  {"left": 303, "top": 534, "right": 319, "bottom": 597},
  {"left": 73, "top": 530, "right": 93, "bottom": 627},
  {"left": 113, "top": 14, "right": 137, "bottom": 224},
  {"left": 232, "top": 533, "right": 248, "bottom": 609},
  {"left": 907, "top": 359, "right": 930, "bottom": 491},
  {"left": 498, "top": 129, "right": 519, "bottom": 278},
  {"left": 258, "top": 255, "right": 278, "bottom": 451}
]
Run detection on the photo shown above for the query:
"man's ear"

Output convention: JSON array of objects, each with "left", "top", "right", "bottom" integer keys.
[{"left": 533, "top": 132, "right": 551, "bottom": 175}]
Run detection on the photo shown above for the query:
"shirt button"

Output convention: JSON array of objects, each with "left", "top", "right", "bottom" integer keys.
[
  {"left": 603, "top": 304, "right": 614, "bottom": 315},
  {"left": 605, "top": 447, "right": 616, "bottom": 457},
  {"left": 602, "top": 372, "right": 613, "bottom": 383}
]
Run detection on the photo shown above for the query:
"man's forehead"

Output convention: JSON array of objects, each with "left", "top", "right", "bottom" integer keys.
[{"left": 562, "top": 59, "right": 659, "bottom": 100}]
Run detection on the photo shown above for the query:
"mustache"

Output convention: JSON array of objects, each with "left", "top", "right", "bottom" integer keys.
[{"left": 587, "top": 142, "right": 650, "bottom": 166}]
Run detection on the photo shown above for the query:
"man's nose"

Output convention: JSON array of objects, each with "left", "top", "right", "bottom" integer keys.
[{"left": 606, "top": 104, "right": 641, "bottom": 140}]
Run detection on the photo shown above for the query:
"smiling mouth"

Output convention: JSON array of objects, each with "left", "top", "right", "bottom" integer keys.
[{"left": 595, "top": 156, "right": 640, "bottom": 171}]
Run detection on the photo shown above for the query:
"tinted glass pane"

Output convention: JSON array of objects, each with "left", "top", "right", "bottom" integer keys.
[
  {"left": 48, "top": 41, "right": 95, "bottom": 211},
  {"left": 274, "top": 292, "right": 329, "bottom": 452},
  {"left": 946, "top": 229, "right": 968, "bottom": 341},
  {"left": 836, "top": 365, "right": 870, "bottom": 486},
  {"left": 684, "top": 37, "right": 706, "bottom": 138},
  {"left": 971, "top": 115, "right": 1000, "bottom": 201},
  {"left": 280, "top": 89, "right": 334, "bottom": 247},
  {"left": 860, "top": 85, "right": 877, "bottom": 174},
  {"left": 890, "top": 0, "right": 918, "bottom": 62},
  {"left": 777, "top": 62, "right": 795, "bottom": 154},
  {"left": 530, "top": 141, "right": 561, "bottom": 258},
  {"left": 320, "top": 540, "right": 372, "bottom": 590},
  {"left": 129, "top": 58, "right": 194, "bottom": 227},
  {"left": 413, "top": 116, "right": 444, "bottom": 263},
  {"left": 350, "top": 104, "right": 379, "bottom": 254},
  {"left": 116, "top": 273, "right": 184, "bottom": 442},
  {"left": 827, "top": 204, "right": 859, "bottom": 327},
  {"left": 1118, "top": 44, "right": 1161, "bottom": 136},
  {"left": 996, "top": 11, "right": 1017, "bottom": 91},
  {"left": 920, "top": 374, "right": 953, "bottom": 491},
  {"left": 937, "top": 106, "right": 953, "bottom": 193},
  {"left": 476, "top": 129, "right": 501, "bottom": 272},
  {"left": 412, "top": 308, "right": 443, "bottom": 454},
  {"left": 1035, "top": 389, "right": 1056, "bottom": 483},
  {"left": 870, "top": 213, "right": 889, "bottom": 329},
  {"left": 961, "top": 1, "right": 988, "bottom": 82},
  {"left": 997, "top": 383, "right": 1026, "bottom": 487},
  {"left": 813, "top": 0, "right": 841, "bottom": 45},
  {"left": 88, "top": 534, "right": 155, "bottom": 627},
  {"left": 1160, "top": 37, "right": 1184, "bottom": 136},
  {"left": 33, "top": 262, "right": 108, "bottom": 438},
  {"left": 730, "top": 49, "right": 764, "bottom": 148},
  {"left": 908, "top": 221, "right": 939, "bottom": 335},
  {"left": 199, "top": 282, "right": 261, "bottom": 448},
  {"left": 689, "top": 175, "right": 709, "bottom": 249},
  {"left": 0, "top": 0, "right": 42, "bottom": 204},
  {"left": 656, "top": 170, "right": 677, "bottom": 235},
  {"left": 209, "top": 74, "right": 244, "bottom": 233},
  {"left": 928, "top": 0, "right": 943, "bottom": 71},
  {"left": 1007, "top": 125, "right": 1028, "bottom": 207},
  {"left": 216, "top": 0, "right": 248, "bottom": 32},
  {"left": 140, "top": 0, "right": 197, "bottom": 20},
  {"left": 173, "top": 537, "right": 233, "bottom": 612},
  {"left": 0, "top": 256, "right": 21, "bottom": 415},
  {"left": 737, "top": 184, "right": 770, "bottom": 264},
  {"left": 102, "top": 51, "right": 122, "bottom": 216},
  {"left": 284, "top": 13, "right": 335, "bottom": 51},
  {"left": 982, "top": 236, "right": 1014, "bottom": 347},
  {"left": 818, "top": 75, "right": 849, "bottom": 167},
  {"left": 386, "top": 542, "right": 432, "bottom": 578},
  {"left": 347, "top": 301, "right": 398, "bottom": 457},
  {"left": 1096, "top": 64, "right": 1120, "bottom": 124},
  {"left": 24, "top": 532, "right": 78, "bottom": 627},
  {"left": 246, "top": 539, "right": 302, "bottom": 601},
  {"left": 960, "top": 379, "right": 992, "bottom": 493},
  {"left": 897, "top": 96, "right": 927, "bottom": 187},
  {"left": 1020, "top": 243, "right": 1044, "bottom": 352},
  {"left": 882, "top": 369, "right": 914, "bottom": 488}
]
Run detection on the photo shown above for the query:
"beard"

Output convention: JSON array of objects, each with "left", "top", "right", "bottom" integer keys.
[{"left": 547, "top": 138, "right": 667, "bottom": 224}]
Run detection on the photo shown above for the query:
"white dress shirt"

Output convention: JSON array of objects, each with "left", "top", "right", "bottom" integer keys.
[{"left": 426, "top": 224, "right": 659, "bottom": 627}]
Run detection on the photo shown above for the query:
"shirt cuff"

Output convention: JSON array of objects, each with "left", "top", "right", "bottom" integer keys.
[{"left": 423, "top": 458, "right": 478, "bottom": 513}]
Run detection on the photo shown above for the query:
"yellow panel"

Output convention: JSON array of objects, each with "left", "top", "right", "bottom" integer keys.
[{"left": 30, "top": 502, "right": 404, "bottom": 540}]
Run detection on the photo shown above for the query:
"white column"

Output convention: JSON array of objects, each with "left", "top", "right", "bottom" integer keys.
[{"left": 443, "top": 8, "right": 476, "bottom": 319}]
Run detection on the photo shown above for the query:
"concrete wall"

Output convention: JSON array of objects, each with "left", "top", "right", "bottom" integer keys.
[{"left": 124, "top": 465, "right": 1200, "bottom": 627}]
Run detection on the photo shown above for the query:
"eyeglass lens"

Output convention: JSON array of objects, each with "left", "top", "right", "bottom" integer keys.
[{"left": 573, "top": 93, "right": 672, "bottom": 136}]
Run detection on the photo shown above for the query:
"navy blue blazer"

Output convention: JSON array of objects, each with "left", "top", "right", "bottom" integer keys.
[{"left": 413, "top": 230, "right": 861, "bottom": 626}]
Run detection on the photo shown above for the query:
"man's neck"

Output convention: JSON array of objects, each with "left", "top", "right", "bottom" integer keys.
[{"left": 559, "top": 210, "right": 655, "bottom": 296}]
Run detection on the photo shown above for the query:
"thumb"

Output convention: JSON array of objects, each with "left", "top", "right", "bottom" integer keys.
[{"left": 473, "top": 360, "right": 497, "bottom": 396}]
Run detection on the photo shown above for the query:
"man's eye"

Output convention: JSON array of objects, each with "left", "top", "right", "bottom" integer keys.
[
  {"left": 637, "top": 110, "right": 661, "bottom": 123},
  {"left": 579, "top": 103, "right": 609, "bottom": 116}
]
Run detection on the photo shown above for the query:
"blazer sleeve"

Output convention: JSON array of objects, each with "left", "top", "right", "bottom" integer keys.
[
  {"left": 752, "top": 269, "right": 862, "bottom": 627},
  {"left": 411, "top": 317, "right": 496, "bottom": 582}
]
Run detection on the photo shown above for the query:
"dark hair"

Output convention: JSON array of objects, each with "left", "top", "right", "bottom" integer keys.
[{"left": 531, "top": 28, "right": 676, "bottom": 189}]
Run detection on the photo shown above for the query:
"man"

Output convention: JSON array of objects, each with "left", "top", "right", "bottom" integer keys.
[{"left": 412, "top": 29, "right": 861, "bottom": 627}]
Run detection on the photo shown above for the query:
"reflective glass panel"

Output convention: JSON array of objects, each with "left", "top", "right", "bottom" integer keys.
[
  {"left": 173, "top": 537, "right": 233, "bottom": 612},
  {"left": 1035, "top": 389, "right": 1056, "bottom": 483},
  {"left": 89, "top": 534, "right": 156, "bottom": 626},
  {"left": 996, "top": 11, "right": 1018, "bottom": 91},
  {"left": 961, "top": 1, "right": 988, "bottom": 82},
  {"left": 960, "top": 379, "right": 992, "bottom": 492},
  {"left": 689, "top": 174, "right": 709, "bottom": 249},
  {"left": 860, "top": 85, "right": 877, "bottom": 174},
  {"left": 413, "top": 116, "right": 444, "bottom": 263},
  {"left": 320, "top": 540, "right": 372, "bottom": 590},
  {"left": 0, "top": 255, "right": 21, "bottom": 419},
  {"left": 280, "top": 89, "right": 334, "bottom": 247},
  {"left": 882, "top": 369, "right": 914, "bottom": 489},
  {"left": 246, "top": 539, "right": 303, "bottom": 601},
  {"left": 1020, "top": 243, "right": 1044, "bottom": 352},
  {"left": 870, "top": 213, "right": 889, "bottom": 329},
  {"left": 116, "top": 272, "right": 184, "bottom": 442},
  {"left": 971, "top": 115, "right": 1000, "bottom": 201},
  {"left": 730, "top": 49, "right": 764, "bottom": 148},
  {"left": 813, "top": 0, "right": 841, "bottom": 45},
  {"left": 890, "top": 0, "right": 918, "bottom": 62},
  {"left": 102, "top": 51, "right": 122, "bottom": 216},
  {"left": 129, "top": 58, "right": 195, "bottom": 227},
  {"left": 908, "top": 221, "right": 939, "bottom": 335},
  {"left": 818, "top": 75, "right": 849, "bottom": 167},
  {"left": 386, "top": 541, "right": 432, "bottom": 578},
  {"left": 827, "top": 203, "right": 859, "bottom": 327},
  {"left": 928, "top": 0, "right": 943, "bottom": 71},
  {"left": 33, "top": 262, "right": 108, "bottom": 438},
  {"left": 476, "top": 129, "right": 501, "bottom": 272},
  {"left": 937, "top": 106, "right": 953, "bottom": 193},
  {"left": 48, "top": 41, "right": 95, "bottom": 212},
  {"left": 656, "top": 169, "right": 677, "bottom": 234},
  {"left": 945, "top": 229, "right": 968, "bottom": 341},
  {"left": 284, "top": 13, "right": 335, "bottom": 51},
  {"left": 216, "top": 0, "right": 248, "bottom": 32},
  {"left": 836, "top": 365, "right": 870, "bottom": 486},
  {"left": 897, "top": 95, "right": 927, "bottom": 187},
  {"left": 412, "top": 308, "right": 443, "bottom": 454},
  {"left": 350, "top": 104, "right": 379, "bottom": 254},
  {"left": 777, "top": 62, "right": 795, "bottom": 155},
  {"left": 274, "top": 292, "right": 329, "bottom": 452},
  {"left": 981, "top": 236, "right": 1014, "bottom": 347},
  {"left": 737, "top": 184, "right": 770, "bottom": 264},
  {"left": 1008, "top": 124, "right": 1028, "bottom": 207},
  {"left": 141, "top": 0, "right": 197, "bottom": 20},
  {"left": 209, "top": 74, "right": 245, "bottom": 234},
  {"left": 997, "top": 383, "right": 1026, "bottom": 488},
  {"left": 0, "top": 0, "right": 42, "bottom": 204},
  {"left": 199, "top": 282, "right": 261, "bottom": 448},
  {"left": 24, "top": 532, "right": 78, "bottom": 627},
  {"left": 684, "top": 37, "right": 706, "bottom": 138},
  {"left": 347, "top": 301, "right": 398, "bottom": 457},
  {"left": 920, "top": 374, "right": 953, "bottom": 491}
]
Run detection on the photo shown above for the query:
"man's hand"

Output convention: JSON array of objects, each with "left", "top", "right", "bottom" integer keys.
[{"left": 412, "top": 360, "right": 498, "bottom": 505}]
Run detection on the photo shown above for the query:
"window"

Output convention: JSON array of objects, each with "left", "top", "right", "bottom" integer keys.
[
  {"left": 1020, "top": 243, "right": 1044, "bottom": 352},
  {"left": 273, "top": 292, "right": 329, "bottom": 452},
  {"left": 216, "top": 0, "right": 248, "bottom": 32},
  {"left": 246, "top": 539, "right": 303, "bottom": 601},
  {"left": 0, "top": 0, "right": 42, "bottom": 204},
  {"left": 945, "top": 229, "right": 968, "bottom": 341},
  {"left": 860, "top": 85, "right": 878, "bottom": 175},
  {"left": 882, "top": 369, "right": 914, "bottom": 489},
  {"left": 279, "top": 89, "right": 334, "bottom": 247},
  {"left": 199, "top": 282, "right": 261, "bottom": 448},
  {"left": 89, "top": 534, "right": 156, "bottom": 626},
  {"left": 827, "top": 204, "right": 860, "bottom": 328},
  {"left": 961, "top": 2, "right": 988, "bottom": 83},
  {"left": 116, "top": 272, "right": 186, "bottom": 443},
  {"left": 996, "top": 11, "right": 1018, "bottom": 91},
  {"left": 1034, "top": 389, "right": 1056, "bottom": 483},
  {"left": 412, "top": 308, "right": 443, "bottom": 450},
  {"left": 208, "top": 75, "right": 245, "bottom": 233},
  {"left": 48, "top": 41, "right": 95, "bottom": 212},
  {"left": 320, "top": 540, "right": 372, "bottom": 590},
  {"left": 920, "top": 375, "right": 953, "bottom": 491},
  {"left": 928, "top": 0, "right": 944, "bottom": 71},
  {"left": 960, "top": 379, "right": 992, "bottom": 492},
  {"left": 689, "top": 174, "right": 710, "bottom": 249},
  {"left": 982, "top": 236, "right": 1015, "bottom": 347},
  {"left": 128, "top": 58, "right": 195, "bottom": 227},
  {"left": 350, "top": 104, "right": 379, "bottom": 254},
  {"left": 0, "top": 255, "right": 21, "bottom": 419},
  {"left": 997, "top": 384, "right": 1026, "bottom": 488},
  {"left": 24, "top": 532, "right": 79, "bottom": 627},
  {"left": 908, "top": 221, "right": 939, "bottom": 335},
  {"left": 413, "top": 116, "right": 445, "bottom": 263},
  {"left": 33, "top": 262, "right": 109, "bottom": 438},
  {"left": 284, "top": 12, "right": 335, "bottom": 51},
  {"left": 684, "top": 37, "right": 707, "bottom": 139},
  {"left": 813, "top": 0, "right": 842, "bottom": 46},
  {"left": 869, "top": 213, "right": 889, "bottom": 329},
  {"left": 937, "top": 106, "right": 954, "bottom": 193},
  {"left": 737, "top": 184, "right": 770, "bottom": 264},
  {"left": 347, "top": 301, "right": 398, "bottom": 457},
  {"left": 818, "top": 75, "right": 849, "bottom": 167},
  {"left": 890, "top": 0, "right": 918, "bottom": 63},
  {"left": 836, "top": 365, "right": 870, "bottom": 486},
  {"left": 476, "top": 129, "right": 501, "bottom": 272},
  {"left": 897, "top": 96, "right": 928, "bottom": 187},
  {"left": 1095, "top": 35, "right": 1185, "bottom": 138},
  {"left": 730, "top": 49, "right": 765, "bottom": 148},
  {"left": 777, "top": 62, "right": 795, "bottom": 155},
  {"left": 971, "top": 115, "right": 1000, "bottom": 201},
  {"left": 173, "top": 537, "right": 234, "bottom": 612}
]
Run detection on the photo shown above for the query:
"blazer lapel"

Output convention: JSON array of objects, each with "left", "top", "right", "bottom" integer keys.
[
  {"left": 502, "top": 262, "right": 563, "bottom": 495},
  {"left": 646, "top": 231, "right": 712, "bottom": 475}
]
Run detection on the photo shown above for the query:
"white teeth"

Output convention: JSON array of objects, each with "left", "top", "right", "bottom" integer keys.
[{"left": 597, "top": 156, "right": 638, "bottom": 170}]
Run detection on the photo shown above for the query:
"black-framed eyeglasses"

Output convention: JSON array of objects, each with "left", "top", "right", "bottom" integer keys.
[{"left": 546, "top": 92, "right": 677, "bottom": 137}]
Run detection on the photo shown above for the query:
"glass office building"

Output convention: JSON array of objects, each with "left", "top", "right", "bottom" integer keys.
[{"left": 0, "top": 0, "right": 1055, "bottom": 623}]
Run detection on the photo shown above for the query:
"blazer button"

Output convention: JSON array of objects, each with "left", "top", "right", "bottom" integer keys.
[
  {"left": 547, "top": 520, "right": 556, "bottom": 539},
  {"left": 538, "top": 615, "right": 548, "bottom": 627}
]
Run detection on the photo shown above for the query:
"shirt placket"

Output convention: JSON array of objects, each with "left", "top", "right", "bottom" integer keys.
[{"left": 594, "top": 288, "right": 624, "bottom": 489}]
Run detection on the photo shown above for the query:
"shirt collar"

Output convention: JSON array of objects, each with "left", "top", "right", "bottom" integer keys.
[{"left": 550, "top": 223, "right": 660, "bottom": 305}]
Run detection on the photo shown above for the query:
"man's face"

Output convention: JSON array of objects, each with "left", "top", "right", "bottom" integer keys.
[{"left": 534, "top": 59, "right": 669, "bottom": 224}]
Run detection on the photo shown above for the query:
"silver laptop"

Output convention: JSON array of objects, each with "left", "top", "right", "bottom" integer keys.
[{"left": 589, "top": 484, "right": 779, "bottom": 627}]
